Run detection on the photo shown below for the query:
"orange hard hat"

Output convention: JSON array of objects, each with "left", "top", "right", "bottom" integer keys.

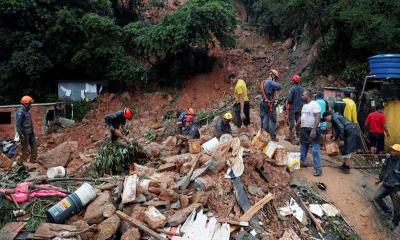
[
  {"left": 20, "top": 96, "right": 33, "bottom": 104},
  {"left": 270, "top": 69, "right": 280, "bottom": 79},
  {"left": 188, "top": 107, "right": 195, "bottom": 115},
  {"left": 185, "top": 115, "right": 194, "bottom": 123},
  {"left": 123, "top": 107, "right": 133, "bottom": 120},
  {"left": 292, "top": 75, "right": 301, "bottom": 83}
]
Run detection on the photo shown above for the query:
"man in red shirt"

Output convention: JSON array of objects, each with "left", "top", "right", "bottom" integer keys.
[{"left": 365, "top": 104, "right": 390, "bottom": 153}]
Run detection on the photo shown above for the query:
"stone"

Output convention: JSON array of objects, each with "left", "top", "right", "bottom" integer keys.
[
  {"left": 103, "top": 204, "right": 116, "bottom": 218},
  {"left": 157, "top": 163, "right": 176, "bottom": 173},
  {"left": 281, "top": 38, "right": 293, "bottom": 49},
  {"left": 145, "top": 142, "right": 164, "bottom": 157},
  {"left": 83, "top": 191, "right": 112, "bottom": 224},
  {"left": 247, "top": 185, "right": 265, "bottom": 196},
  {"left": 179, "top": 195, "right": 190, "bottom": 208},
  {"left": 163, "top": 136, "right": 177, "bottom": 148},
  {"left": 167, "top": 203, "right": 202, "bottom": 226},
  {"left": 0, "top": 153, "right": 13, "bottom": 171},
  {"left": 121, "top": 227, "right": 141, "bottom": 240},
  {"left": 144, "top": 206, "right": 167, "bottom": 229},
  {"left": 37, "top": 141, "right": 78, "bottom": 168},
  {"left": 159, "top": 187, "right": 179, "bottom": 202},
  {"left": 94, "top": 214, "right": 120, "bottom": 240}
]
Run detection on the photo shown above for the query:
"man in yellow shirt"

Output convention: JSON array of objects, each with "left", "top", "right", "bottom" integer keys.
[
  {"left": 230, "top": 73, "right": 250, "bottom": 131},
  {"left": 343, "top": 91, "right": 358, "bottom": 124}
]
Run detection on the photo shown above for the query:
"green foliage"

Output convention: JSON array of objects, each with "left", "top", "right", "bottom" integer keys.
[
  {"left": 94, "top": 142, "right": 147, "bottom": 176},
  {"left": 0, "top": 0, "right": 236, "bottom": 104},
  {"left": 244, "top": 0, "right": 400, "bottom": 81},
  {"left": 71, "top": 101, "right": 94, "bottom": 121}
]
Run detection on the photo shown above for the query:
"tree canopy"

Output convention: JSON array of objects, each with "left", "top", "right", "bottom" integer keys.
[{"left": 0, "top": 0, "right": 236, "bottom": 104}]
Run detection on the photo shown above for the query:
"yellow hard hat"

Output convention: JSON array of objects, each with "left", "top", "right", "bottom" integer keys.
[
  {"left": 224, "top": 112, "right": 233, "bottom": 120},
  {"left": 391, "top": 144, "right": 400, "bottom": 152}
]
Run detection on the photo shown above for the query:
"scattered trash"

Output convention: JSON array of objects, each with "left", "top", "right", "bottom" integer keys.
[
  {"left": 202, "top": 137, "right": 220, "bottom": 154},
  {"left": 321, "top": 203, "right": 340, "bottom": 217},
  {"left": 278, "top": 198, "right": 306, "bottom": 224},
  {"left": 263, "top": 141, "right": 279, "bottom": 159},
  {"left": 309, "top": 204, "right": 324, "bottom": 218},
  {"left": 47, "top": 166, "right": 67, "bottom": 179},
  {"left": 287, "top": 152, "right": 301, "bottom": 172},
  {"left": 47, "top": 182, "right": 96, "bottom": 223}
]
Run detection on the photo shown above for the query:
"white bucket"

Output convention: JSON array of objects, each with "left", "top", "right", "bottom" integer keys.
[
  {"left": 47, "top": 166, "right": 67, "bottom": 179},
  {"left": 202, "top": 137, "right": 220, "bottom": 154},
  {"left": 74, "top": 182, "right": 97, "bottom": 206}
]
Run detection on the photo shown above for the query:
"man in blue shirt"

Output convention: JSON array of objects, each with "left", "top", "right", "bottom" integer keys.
[
  {"left": 261, "top": 69, "right": 282, "bottom": 141},
  {"left": 104, "top": 108, "right": 133, "bottom": 143},
  {"left": 16, "top": 96, "right": 37, "bottom": 164},
  {"left": 285, "top": 75, "right": 304, "bottom": 143}
]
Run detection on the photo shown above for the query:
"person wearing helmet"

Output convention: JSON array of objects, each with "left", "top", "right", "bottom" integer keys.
[
  {"left": 176, "top": 115, "right": 200, "bottom": 154},
  {"left": 284, "top": 75, "right": 304, "bottom": 143},
  {"left": 16, "top": 96, "right": 37, "bottom": 164},
  {"left": 104, "top": 108, "right": 133, "bottom": 143},
  {"left": 177, "top": 107, "right": 196, "bottom": 133},
  {"left": 214, "top": 112, "right": 233, "bottom": 138},
  {"left": 374, "top": 144, "right": 400, "bottom": 231},
  {"left": 260, "top": 69, "right": 282, "bottom": 141}
]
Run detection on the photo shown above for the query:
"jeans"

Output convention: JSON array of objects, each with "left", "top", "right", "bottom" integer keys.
[
  {"left": 262, "top": 104, "right": 277, "bottom": 138},
  {"left": 289, "top": 111, "right": 301, "bottom": 137},
  {"left": 300, "top": 141, "right": 321, "bottom": 172},
  {"left": 374, "top": 185, "right": 400, "bottom": 226}
]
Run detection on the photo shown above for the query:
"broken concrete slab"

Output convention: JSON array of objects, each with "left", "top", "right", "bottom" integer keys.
[
  {"left": 144, "top": 206, "right": 167, "bottom": 229},
  {"left": 83, "top": 191, "right": 112, "bottom": 224},
  {"left": 159, "top": 187, "right": 179, "bottom": 202},
  {"left": 94, "top": 214, "right": 121, "bottom": 240},
  {"left": 122, "top": 175, "right": 138, "bottom": 204},
  {"left": 38, "top": 141, "right": 78, "bottom": 168},
  {"left": 157, "top": 163, "right": 176, "bottom": 173},
  {"left": 167, "top": 203, "right": 202, "bottom": 226},
  {"left": 121, "top": 227, "right": 141, "bottom": 240}
]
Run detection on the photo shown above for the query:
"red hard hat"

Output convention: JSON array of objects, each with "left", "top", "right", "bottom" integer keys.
[
  {"left": 21, "top": 96, "right": 33, "bottom": 104},
  {"left": 292, "top": 75, "right": 301, "bottom": 83},
  {"left": 123, "top": 107, "right": 133, "bottom": 120},
  {"left": 185, "top": 115, "right": 194, "bottom": 122}
]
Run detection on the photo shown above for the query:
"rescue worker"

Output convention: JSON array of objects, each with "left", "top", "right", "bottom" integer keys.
[
  {"left": 343, "top": 91, "right": 358, "bottom": 124},
  {"left": 261, "top": 69, "right": 282, "bottom": 141},
  {"left": 315, "top": 92, "right": 329, "bottom": 119},
  {"left": 284, "top": 74, "right": 304, "bottom": 142},
  {"left": 322, "top": 111, "right": 362, "bottom": 174},
  {"left": 16, "top": 96, "right": 37, "bottom": 164},
  {"left": 230, "top": 73, "right": 251, "bottom": 132},
  {"left": 365, "top": 104, "right": 389, "bottom": 154},
  {"left": 104, "top": 108, "right": 133, "bottom": 143},
  {"left": 374, "top": 144, "right": 400, "bottom": 231},
  {"left": 177, "top": 107, "right": 196, "bottom": 133},
  {"left": 177, "top": 115, "right": 200, "bottom": 153},
  {"left": 214, "top": 112, "right": 233, "bottom": 138},
  {"left": 182, "top": 115, "right": 200, "bottom": 139}
]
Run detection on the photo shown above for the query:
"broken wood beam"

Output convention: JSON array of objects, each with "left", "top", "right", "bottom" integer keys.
[
  {"left": 156, "top": 229, "right": 183, "bottom": 236},
  {"left": 217, "top": 218, "right": 249, "bottom": 227},
  {"left": 299, "top": 199, "right": 325, "bottom": 234},
  {"left": 116, "top": 211, "right": 166, "bottom": 240}
]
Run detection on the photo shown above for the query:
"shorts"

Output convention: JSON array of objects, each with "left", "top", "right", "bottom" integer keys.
[
  {"left": 233, "top": 101, "right": 250, "bottom": 127},
  {"left": 368, "top": 133, "right": 385, "bottom": 153}
]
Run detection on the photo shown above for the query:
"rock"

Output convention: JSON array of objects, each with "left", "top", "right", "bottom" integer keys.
[
  {"left": 121, "top": 227, "right": 141, "bottom": 240},
  {"left": 194, "top": 176, "right": 215, "bottom": 191},
  {"left": 247, "top": 185, "right": 265, "bottom": 196},
  {"left": 102, "top": 204, "right": 116, "bottom": 218},
  {"left": 272, "top": 41, "right": 282, "bottom": 48},
  {"left": 192, "top": 191, "right": 210, "bottom": 205},
  {"left": 145, "top": 142, "right": 164, "bottom": 157},
  {"left": 214, "top": 83, "right": 220, "bottom": 90},
  {"left": 157, "top": 163, "right": 176, "bottom": 173},
  {"left": 179, "top": 162, "right": 193, "bottom": 175},
  {"left": 198, "top": 153, "right": 211, "bottom": 165},
  {"left": 84, "top": 191, "right": 112, "bottom": 224},
  {"left": 94, "top": 214, "right": 120, "bottom": 240},
  {"left": 281, "top": 38, "right": 293, "bottom": 49},
  {"left": 73, "top": 220, "right": 94, "bottom": 240},
  {"left": 150, "top": 122, "right": 163, "bottom": 130},
  {"left": 163, "top": 136, "right": 177, "bottom": 148},
  {"left": 179, "top": 195, "right": 190, "bottom": 208},
  {"left": 0, "top": 153, "right": 13, "bottom": 171},
  {"left": 129, "top": 163, "right": 155, "bottom": 177},
  {"left": 161, "top": 153, "right": 190, "bottom": 164},
  {"left": 167, "top": 203, "right": 202, "bottom": 226},
  {"left": 159, "top": 187, "right": 179, "bottom": 202},
  {"left": 37, "top": 141, "right": 78, "bottom": 168},
  {"left": 144, "top": 206, "right": 167, "bottom": 229}
]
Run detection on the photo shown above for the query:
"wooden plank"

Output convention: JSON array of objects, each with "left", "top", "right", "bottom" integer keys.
[
  {"left": 116, "top": 211, "right": 166, "bottom": 240},
  {"left": 0, "top": 222, "right": 27, "bottom": 240},
  {"left": 230, "top": 192, "right": 274, "bottom": 232},
  {"left": 299, "top": 199, "right": 325, "bottom": 234},
  {"left": 217, "top": 218, "right": 249, "bottom": 227}
]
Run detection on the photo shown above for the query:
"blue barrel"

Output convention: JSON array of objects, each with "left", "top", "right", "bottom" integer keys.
[{"left": 368, "top": 54, "right": 400, "bottom": 79}]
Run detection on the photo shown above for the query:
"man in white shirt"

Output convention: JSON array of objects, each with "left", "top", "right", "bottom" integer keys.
[{"left": 298, "top": 90, "right": 322, "bottom": 176}]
